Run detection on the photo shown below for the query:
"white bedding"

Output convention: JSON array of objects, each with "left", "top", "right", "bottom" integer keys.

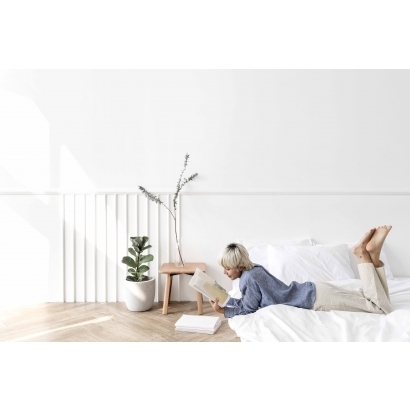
[{"left": 228, "top": 278, "right": 410, "bottom": 342}]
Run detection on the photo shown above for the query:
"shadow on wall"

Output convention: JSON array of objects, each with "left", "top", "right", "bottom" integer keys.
[{"left": 0, "top": 86, "right": 51, "bottom": 307}]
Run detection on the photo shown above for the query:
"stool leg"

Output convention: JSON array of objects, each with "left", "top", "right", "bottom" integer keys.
[
  {"left": 196, "top": 291, "right": 203, "bottom": 315},
  {"left": 168, "top": 275, "right": 173, "bottom": 304},
  {"left": 163, "top": 274, "right": 172, "bottom": 314}
]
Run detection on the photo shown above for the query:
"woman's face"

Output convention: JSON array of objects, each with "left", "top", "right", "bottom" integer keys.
[{"left": 223, "top": 267, "right": 243, "bottom": 280}]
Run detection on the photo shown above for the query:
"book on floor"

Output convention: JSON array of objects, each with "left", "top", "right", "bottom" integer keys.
[
  {"left": 175, "top": 314, "right": 222, "bottom": 334},
  {"left": 188, "top": 268, "right": 230, "bottom": 307}
]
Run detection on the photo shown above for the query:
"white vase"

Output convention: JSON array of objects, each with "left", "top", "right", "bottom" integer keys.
[{"left": 124, "top": 277, "right": 156, "bottom": 311}]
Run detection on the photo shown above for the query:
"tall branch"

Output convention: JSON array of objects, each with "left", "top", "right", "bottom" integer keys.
[
  {"left": 138, "top": 186, "right": 175, "bottom": 219},
  {"left": 138, "top": 153, "right": 198, "bottom": 267}
]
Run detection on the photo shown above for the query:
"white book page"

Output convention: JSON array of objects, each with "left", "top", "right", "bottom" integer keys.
[{"left": 189, "top": 268, "right": 230, "bottom": 307}]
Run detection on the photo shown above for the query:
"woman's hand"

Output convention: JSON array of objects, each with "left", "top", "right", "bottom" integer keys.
[{"left": 209, "top": 298, "right": 224, "bottom": 314}]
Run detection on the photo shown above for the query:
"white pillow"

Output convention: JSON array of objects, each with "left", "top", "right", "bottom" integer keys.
[
  {"left": 346, "top": 243, "right": 394, "bottom": 280},
  {"left": 233, "top": 238, "right": 315, "bottom": 292},
  {"left": 247, "top": 244, "right": 269, "bottom": 272},
  {"left": 266, "top": 244, "right": 356, "bottom": 285},
  {"left": 228, "top": 287, "right": 242, "bottom": 299},
  {"left": 315, "top": 243, "right": 352, "bottom": 271},
  {"left": 238, "top": 238, "right": 315, "bottom": 248},
  {"left": 239, "top": 238, "right": 315, "bottom": 273}
]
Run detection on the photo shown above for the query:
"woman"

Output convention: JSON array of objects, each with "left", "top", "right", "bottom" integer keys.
[{"left": 210, "top": 226, "right": 392, "bottom": 318}]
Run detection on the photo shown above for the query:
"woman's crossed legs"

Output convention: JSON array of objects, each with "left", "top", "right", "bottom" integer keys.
[{"left": 313, "top": 226, "right": 392, "bottom": 315}]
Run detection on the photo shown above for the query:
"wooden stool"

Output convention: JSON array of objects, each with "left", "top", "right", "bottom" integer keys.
[{"left": 158, "top": 262, "right": 206, "bottom": 315}]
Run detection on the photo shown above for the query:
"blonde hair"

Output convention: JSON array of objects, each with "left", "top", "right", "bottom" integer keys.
[{"left": 217, "top": 243, "right": 254, "bottom": 271}]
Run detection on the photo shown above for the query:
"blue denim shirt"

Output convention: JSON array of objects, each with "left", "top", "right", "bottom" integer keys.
[{"left": 224, "top": 264, "right": 316, "bottom": 318}]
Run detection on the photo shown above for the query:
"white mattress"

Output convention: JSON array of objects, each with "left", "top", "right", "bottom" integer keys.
[{"left": 228, "top": 278, "right": 410, "bottom": 342}]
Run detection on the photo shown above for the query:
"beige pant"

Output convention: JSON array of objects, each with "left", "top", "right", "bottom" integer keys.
[{"left": 313, "top": 262, "right": 391, "bottom": 315}]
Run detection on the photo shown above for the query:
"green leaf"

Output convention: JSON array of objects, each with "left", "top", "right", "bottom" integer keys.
[
  {"left": 128, "top": 268, "right": 136, "bottom": 273},
  {"left": 135, "top": 272, "right": 148, "bottom": 282},
  {"left": 140, "top": 254, "right": 154, "bottom": 264},
  {"left": 121, "top": 256, "right": 137, "bottom": 268},
  {"left": 137, "top": 264, "right": 150, "bottom": 274},
  {"left": 132, "top": 237, "right": 145, "bottom": 252},
  {"left": 128, "top": 248, "right": 136, "bottom": 257},
  {"left": 141, "top": 245, "right": 152, "bottom": 251},
  {"left": 138, "top": 186, "right": 163, "bottom": 205},
  {"left": 131, "top": 237, "right": 142, "bottom": 247},
  {"left": 142, "top": 236, "right": 149, "bottom": 245},
  {"left": 126, "top": 275, "right": 137, "bottom": 282}
]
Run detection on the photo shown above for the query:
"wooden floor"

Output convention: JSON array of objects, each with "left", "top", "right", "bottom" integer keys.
[{"left": 0, "top": 301, "right": 240, "bottom": 342}]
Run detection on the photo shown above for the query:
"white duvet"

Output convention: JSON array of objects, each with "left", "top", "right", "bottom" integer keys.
[{"left": 228, "top": 278, "right": 410, "bottom": 342}]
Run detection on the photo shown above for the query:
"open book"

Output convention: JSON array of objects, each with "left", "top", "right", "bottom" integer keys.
[{"left": 188, "top": 268, "right": 230, "bottom": 307}]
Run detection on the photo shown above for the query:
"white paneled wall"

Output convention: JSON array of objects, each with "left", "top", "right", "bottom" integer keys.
[
  {"left": 59, "top": 191, "right": 410, "bottom": 304},
  {"left": 2, "top": 191, "right": 410, "bottom": 306},
  {"left": 62, "top": 193, "right": 181, "bottom": 303}
]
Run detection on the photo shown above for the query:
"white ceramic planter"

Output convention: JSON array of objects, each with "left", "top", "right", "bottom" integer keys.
[{"left": 124, "top": 277, "right": 156, "bottom": 312}]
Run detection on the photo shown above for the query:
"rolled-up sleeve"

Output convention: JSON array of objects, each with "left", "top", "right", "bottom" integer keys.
[{"left": 224, "top": 281, "right": 261, "bottom": 318}]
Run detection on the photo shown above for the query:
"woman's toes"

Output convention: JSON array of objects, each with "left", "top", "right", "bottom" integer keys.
[{"left": 366, "top": 225, "right": 392, "bottom": 253}]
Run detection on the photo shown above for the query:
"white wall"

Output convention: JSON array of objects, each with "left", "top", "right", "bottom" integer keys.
[{"left": 1, "top": 69, "right": 410, "bottom": 305}]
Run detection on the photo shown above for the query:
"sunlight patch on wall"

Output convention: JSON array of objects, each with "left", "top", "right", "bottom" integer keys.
[
  {"left": 0, "top": 200, "right": 49, "bottom": 308},
  {"left": 60, "top": 145, "right": 95, "bottom": 191},
  {"left": 0, "top": 90, "right": 49, "bottom": 198}
]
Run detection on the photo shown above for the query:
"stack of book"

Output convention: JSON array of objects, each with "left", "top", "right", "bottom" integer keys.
[{"left": 175, "top": 314, "right": 222, "bottom": 334}]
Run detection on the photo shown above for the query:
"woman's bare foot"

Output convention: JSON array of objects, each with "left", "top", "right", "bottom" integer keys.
[
  {"left": 366, "top": 225, "right": 392, "bottom": 267},
  {"left": 352, "top": 228, "right": 376, "bottom": 263}
]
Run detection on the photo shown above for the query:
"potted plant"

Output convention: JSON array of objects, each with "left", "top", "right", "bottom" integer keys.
[{"left": 121, "top": 236, "right": 155, "bottom": 311}]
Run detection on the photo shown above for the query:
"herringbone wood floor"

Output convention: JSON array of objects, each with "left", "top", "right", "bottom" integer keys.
[{"left": 0, "top": 301, "right": 240, "bottom": 342}]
